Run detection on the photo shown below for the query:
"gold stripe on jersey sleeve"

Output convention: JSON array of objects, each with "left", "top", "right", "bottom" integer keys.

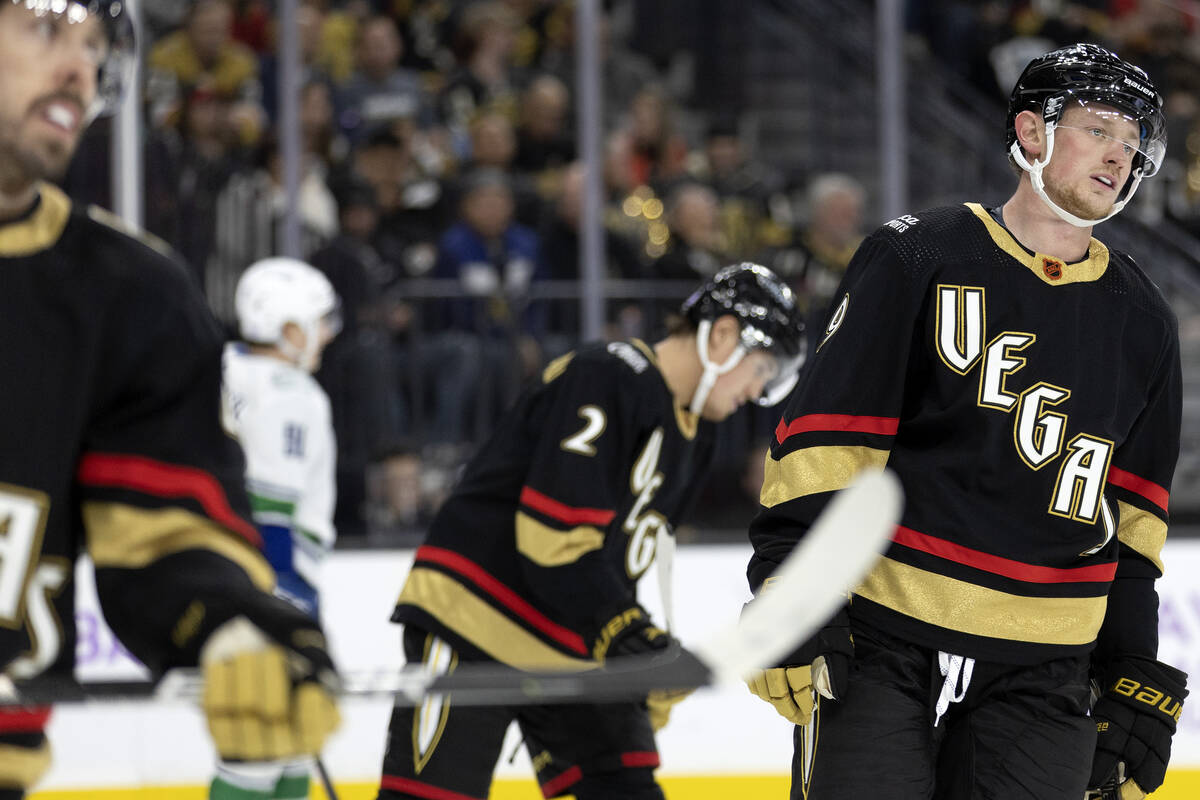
[
  {"left": 83, "top": 502, "right": 274, "bottom": 592},
  {"left": 966, "top": 203, "right": 1109, "bottom": 285},
  {"left": 399, "top": 567, "right": 597, "bottom": 670},
  {"left": 760, "top": 445, "right": 889, "bottom": 508},
  {"left": 0, "top": 182, "right": 70, "bottom": 257},
  {"left": 0, "top": 740, "right": 51, "bottom": 788},
  {"left": 516, "top": 511, "right": 605, "bottom": 566},
  {"left": 855, "top": 557, "right": 1106, "bottom": 646},
  {"left": 1116, "top": 499, "right": 1166, "bottom": 574}
]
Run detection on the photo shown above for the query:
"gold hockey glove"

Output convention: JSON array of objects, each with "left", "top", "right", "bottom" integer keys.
[
  {"left": 1088, "top": 655, "right": 1187, "bottom": 799},
  {"left": 646, "top": 687, "right": 691, "bottom": 732},
  {"left": 744, "top": 602, "right": 852, "bottom": 726},
  {"left": 201, "top": 603, "right": 341, "bottom": 761}
]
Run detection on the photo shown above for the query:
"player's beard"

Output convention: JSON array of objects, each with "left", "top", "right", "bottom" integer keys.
[
  {"left": 0, "top": 106, "right": 80, "bottom": 193},
  {"left": 1044, "top": 178, "right": 1115, "bottom": 222}
]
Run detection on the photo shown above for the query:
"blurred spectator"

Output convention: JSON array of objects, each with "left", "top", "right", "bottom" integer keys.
[
  {"left": 431, "top": 168, "right": 547, "bottom": 437},
  {"left": 540, "top": 11, "right": 660, "bottom": 131},
  {"left": 344, "top": 127, "right": 447, "bottom": 278},
  {"left": 450, "top": 110, "right": 543, "bottom": 225},
  {"left": 311, "top": 175, "right": 400, "bottom": 340},
  {"left": 652, "top": 181, "right": 722, "bottom": 281},
  {"left": 513, "top": 73, "right": 575, "bottom": 175},
  {"left": 432, "top": 168, "right": 545, "bottom": 338},
  {"left": 791, "top": 172, "right": 867, "bottom": 335},
  {"left": 622, "top": 85, "right": 691, "bottom": 192},
  {"left": 538, "top": 162, "right": 646, "bottom": 350},
  {"left": 312, "top": 176, "right": 410, "bottom": 540},
  {"left": 335, "top": 14, "right": 433, "bottom": 144},
  {"left": 390, "top": 0, "right": 457, "bottom": 74},
  {"left": 365, "top": 442, "right": 437, "bottom": 539},
  {"left": 232, "top": 0, "right": 273, "bottom": 53},
  {"left": 258, "top": 2, "right": 335, "bottom": 123},
  {"left": 147, "top": 0, "right": 265, "bottom": 146},
  {"left": 437, "top": 1, "right": 523, "bottom": 159},
  {"left": 694, "top": 115, "right": 789, "bottom": 262},
  {"left": 145, "top": 82, "right": 248, "bottom": 286}
]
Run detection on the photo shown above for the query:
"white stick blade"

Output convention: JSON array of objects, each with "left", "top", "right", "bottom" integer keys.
[{"left": 694, "top": 468, "right": 902, "bottom": 683}]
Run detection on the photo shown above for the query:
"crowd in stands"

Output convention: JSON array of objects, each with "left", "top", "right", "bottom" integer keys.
[
  {"left": 61, "top": 0, "right": 873, "bottom": 544},
  {"left": 64, "top": 0, "right": 1200, "bottom": 543}
]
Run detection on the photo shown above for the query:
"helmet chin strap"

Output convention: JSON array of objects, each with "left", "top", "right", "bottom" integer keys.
[
  {"left": 1009, "top": 124, "right": 1143, "bottom": 228},
  {"left": 689, "top": 319, "right": 748, "bottom": 414}
]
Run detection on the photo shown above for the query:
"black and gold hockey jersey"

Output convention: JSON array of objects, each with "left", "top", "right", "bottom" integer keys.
[
  {"left": 749, "top": 203, "right": 1179, "bottom": 665},
  {"left": 392, "top": 339, "right": 716, "bottom": 669},
  {"left": 0, "top": 183, "right": 273, "bottom": 681}
]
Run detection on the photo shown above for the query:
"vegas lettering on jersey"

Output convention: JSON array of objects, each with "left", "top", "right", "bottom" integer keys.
[{"left": 934, "top": 284, "right": 1116, "bottom": 551}]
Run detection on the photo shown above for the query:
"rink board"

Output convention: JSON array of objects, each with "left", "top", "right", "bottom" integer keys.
[{"left": 30, "top": 542, "right": 1200, "bottom": 795}]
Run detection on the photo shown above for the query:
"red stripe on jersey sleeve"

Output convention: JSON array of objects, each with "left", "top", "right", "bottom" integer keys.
[
  {"left": 520, "top": 486, "right": 616, "bottom": 527},
  {"left": 775, "top": 413, "right": 900, "bottom": 445},
  {"left": 76, "top": 453, "right": 260, "bottom": 547},
  {"left": 893, "top": 526, "right": 1117, "bottom": 584},
  {"left": 379, "top": 776, "right": 484, "bottom": 800},
  {"left": 1107, "top": 466, "right": 1169, "bottom": 514},
  {"left": 415, "top": 546, "right": 589, "bottom": 655}
]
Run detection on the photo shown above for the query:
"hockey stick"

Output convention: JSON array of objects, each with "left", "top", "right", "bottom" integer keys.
[
  {"left": 399, "top": 466, "right": 903, "bottom": 704},
  {"left": 7, "top": 469, "right": 902, "bottom": 707},
  {"left": 314, "top": 756, "right": 339, "bottom": 800}
]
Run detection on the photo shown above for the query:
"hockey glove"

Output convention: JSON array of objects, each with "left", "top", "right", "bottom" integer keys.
[
  {"left": 201, "top": 593, "right": 341, "bottom": 761},
  {"left": 590, "top": 603, "right": 673, "bottom": 661},
  {"left": 591, "top": 604, "right": 693, "bottom": 731},
  {"left": 745, "top": 604, "right": 853, "bottom": 726},
  {"left": 1088, "top": 655, "right": 1188, "bottom": 799}
]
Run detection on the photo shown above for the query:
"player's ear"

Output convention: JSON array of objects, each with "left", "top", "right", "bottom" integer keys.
[
  {"left": 281, "top": 321, "right": 306, "bottom": 351},
  {"left": 1013, "top": 110, "right": 1045, "bottom": 160},
  {"left": 707, "top": 314, "right": 741, "bottom": 361}
]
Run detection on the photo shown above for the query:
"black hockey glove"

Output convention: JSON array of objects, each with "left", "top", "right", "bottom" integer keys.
[
  {"left": 201, "top": 592, "right": 342, "bottom": 761},
  {"left": 590, "top": 603, "right": 674, "bottom": 661},
  {"left": 1088, "top": 655, "right": 1188, "bottom": 799},
  {"left": 745, "top": 602, "right": 853, "bottom": 726},
  {"left": 590, "top": 603, "right": 691, "bottom": 731}
]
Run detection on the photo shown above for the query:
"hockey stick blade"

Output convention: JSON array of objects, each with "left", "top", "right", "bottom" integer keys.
[{"left": 693, "top": 466, "right": 900, "bottom": 683}]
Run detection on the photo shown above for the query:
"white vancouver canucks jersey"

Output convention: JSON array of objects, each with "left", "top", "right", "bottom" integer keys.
[{"left": 221, "top": 343, "right": 337, "bottom": 585}]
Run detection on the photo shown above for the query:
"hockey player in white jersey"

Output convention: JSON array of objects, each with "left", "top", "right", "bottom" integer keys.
[{"left": 214, "top": 257, "right": 342, "bottom": 800}]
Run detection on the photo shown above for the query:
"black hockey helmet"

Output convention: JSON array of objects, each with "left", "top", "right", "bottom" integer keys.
[
  {"left": 1006, "top": 43, "right": 1166, "bottom": 178},
  {"left": 5, "top": 0, "right": 138, "bottom": 120},
  {"left": 681, "top": 262, "right": 806, "bottom": 408}
]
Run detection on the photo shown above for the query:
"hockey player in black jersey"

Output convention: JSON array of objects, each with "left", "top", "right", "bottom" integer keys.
[
  {"left": 377, "top": 263, "right": 805, "bottom": 800},
  {"left": 0, "top": 3, "right": 339, "bottom": 795},
  {"left": 745, "top": 43, "right": 1187, "bottom": 799}
]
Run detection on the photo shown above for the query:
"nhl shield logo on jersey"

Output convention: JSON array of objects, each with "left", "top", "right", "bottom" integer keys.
[{"left": 1042, "top": 257, "right": 1064, "bottom": 280}]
